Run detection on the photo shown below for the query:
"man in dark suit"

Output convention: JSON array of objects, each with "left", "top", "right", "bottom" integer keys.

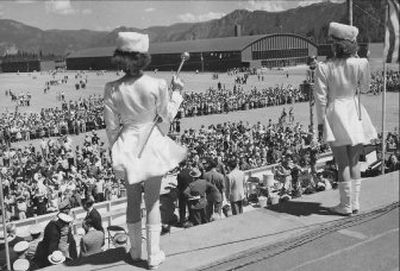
[
  {"left": 184, "top": 168, "right": 219, "bottom": 226},
  {"left": 83, "top": 199, "right": 104, "bottom": 233},
  {"left": 203, "top": 158, "right": 225, "bottom": 221},
  {"left": 176, "top": 162, "right": 193, "bottom": 225},
  {"left": 34, "top": 213, "right": 77, "bottom": 268},
  {"left": 80, "top": 218, "right": 104, "bottom": 257}
]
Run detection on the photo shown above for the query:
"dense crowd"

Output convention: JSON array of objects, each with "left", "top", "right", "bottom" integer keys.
[
  {"left": 2, "top": 67, "right": 398, "bottom": 144},
  {"left": 0, "top": 131, "right": 124, "bottom": 222},
  {"left": 180, "top": 84, "right": 306, "bottom": 118},
  {"left": 370, "top": 70, "right": 400, "bottom": 94},
  {"left": 0, "top": 95, "right": 105, "bottom": 144}
]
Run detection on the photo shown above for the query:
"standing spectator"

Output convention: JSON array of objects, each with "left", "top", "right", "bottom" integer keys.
[
  {"left": 226, "top": 160, "right": 246, "bottom": 215},
  {"left": 203, "top": 158, "right": 225, "bottom": 221},
  {"left": 184, "top": 168, "right": 218, "bottom": 226},
  {"left": 176, "top": 162, "right": 193, "bottom": 225},
  {"left": 83, "top": 199, "right": 104, "bottom": 234}
]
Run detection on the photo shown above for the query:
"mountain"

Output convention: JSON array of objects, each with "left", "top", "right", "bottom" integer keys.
[{"left": 0, "top": 0, "right": 385, "bottom": 56}]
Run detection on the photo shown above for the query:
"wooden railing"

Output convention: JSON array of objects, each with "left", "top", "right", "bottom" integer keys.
[{"left": 3, "top": 152, "right": 333, "bottom": 237}]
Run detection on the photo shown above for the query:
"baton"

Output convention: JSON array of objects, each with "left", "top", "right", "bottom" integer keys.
[{"left": 138, "top": 52, "right": 190, "bottom": 158}]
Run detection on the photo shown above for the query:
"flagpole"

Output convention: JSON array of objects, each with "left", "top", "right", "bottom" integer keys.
[
  {"left": 381, "top": 1, "right": 388, "bottom": 175},
  {"left": 0, "top": 169, "right": 11, "bottom": 271},
  {"left": 381, "top": 63, "right": 387, "bottom": 175}
]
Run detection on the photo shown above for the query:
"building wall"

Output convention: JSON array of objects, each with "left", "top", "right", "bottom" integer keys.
[
  {"left": 0, "top": 60, "right": 41, "bottom": 72},
  {"left": 40, "top": 61, "right": 56, "bottom": 71},
  {"left": 67, "top": 57, "right": 116, "bottom": 70},
  {"left": 242, "top": 34, "right": 317, "bottom": 68}
]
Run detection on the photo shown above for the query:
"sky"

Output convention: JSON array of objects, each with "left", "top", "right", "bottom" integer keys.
[{"left": 0, "top": 0, "right": 346, "bottom": 31}]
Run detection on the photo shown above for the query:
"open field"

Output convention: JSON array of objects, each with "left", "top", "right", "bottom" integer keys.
[{"left": 1, "top": 61, "right": 399, "bottom": 150}]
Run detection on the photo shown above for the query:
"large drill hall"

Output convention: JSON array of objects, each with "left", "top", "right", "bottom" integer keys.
[{"left": 66, "top": 33, "right": 320, "bottom": 71}]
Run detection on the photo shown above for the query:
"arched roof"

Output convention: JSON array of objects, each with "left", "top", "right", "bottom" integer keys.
[
  {"left": 67, "top": 33, "right": 316, "bottom": 59},
  {"left": 242, "top": 33, "right": 317, "bottom": 51}
]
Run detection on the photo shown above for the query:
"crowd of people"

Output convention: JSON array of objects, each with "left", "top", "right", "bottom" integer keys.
[
  {"left": 0, "top": 131, "right": 124, "bottom": 222},
  {"left": 370, "top": 70, "right": 400, "bottom": 94},
  {"left": 2, "top": 67, "right": 398, "bottom": 145},
  {"left": 180, "top": 84, "right": 306, "bottom": 118},
  {"left": 4, "top": 90, "right": 32, "bottom": 108},
  {"left": 0, "top": 95, "right": 104, "bottom": 144}
]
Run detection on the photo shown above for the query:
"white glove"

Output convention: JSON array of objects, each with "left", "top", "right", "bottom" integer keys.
[{"left": 171, "top": 75, "right": 184, "bottom": 92}]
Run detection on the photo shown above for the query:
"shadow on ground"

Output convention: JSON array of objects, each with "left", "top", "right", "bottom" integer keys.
[
  {"left": 267, "top": 201, "right": 334, "bottom": 216},
  {"left": 65, "top": 247, "right": 148, "bottom": 270}
]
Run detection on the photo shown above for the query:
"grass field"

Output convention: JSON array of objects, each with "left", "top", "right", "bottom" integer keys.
[{"left": 1, "top": 62, "right": 398, "bottom": 150}]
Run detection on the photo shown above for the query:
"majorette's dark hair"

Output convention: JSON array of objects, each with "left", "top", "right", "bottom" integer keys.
[{"left": 112, "top": 49, "right": 151, "bottom": 72}]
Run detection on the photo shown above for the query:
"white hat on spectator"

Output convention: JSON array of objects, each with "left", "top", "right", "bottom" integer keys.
[
  {"left": 57, "top": 213, "right": 73, "bottom": 223},
  {"left": 13, "top": 241, "right": 29, "bottom": 253},
  {"left": 328, "top": 22, "right": 358, "bottom": 42},
  {"left": 48, "top": 250, "right": 66, "bottom": 265},
  {"left": 13, "top": 259, "right": 30, "bottom": 271},
  {"left": 116, "top": 32, "right": 149, "bottom": 53},
  {"left": 29, "top": 225, "right": 42, "bottom": 236}
]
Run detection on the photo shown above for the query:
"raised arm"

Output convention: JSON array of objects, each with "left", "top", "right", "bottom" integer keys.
[{"left": 156, "top": 78, "right": 184, "bottom": 123}]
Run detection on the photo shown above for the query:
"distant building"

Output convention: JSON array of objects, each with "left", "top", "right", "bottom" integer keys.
[
  {"left": 66, "top": 33, "right": 321, "bottom": 71},
  {"left": 0, "top": 59, "right": 63, "bottom": 72}
]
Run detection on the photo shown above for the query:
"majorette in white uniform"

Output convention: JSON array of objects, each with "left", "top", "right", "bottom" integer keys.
[
  {"left": 314, "top": 23, "right": 377, "bottom": 146},
  {"left": 104, "top": 36, "right": 187, "bottom": 185}
]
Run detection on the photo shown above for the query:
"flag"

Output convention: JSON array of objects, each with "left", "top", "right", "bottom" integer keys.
[{"left": 384, "top": 0, "right": 400, "bottom": 63}]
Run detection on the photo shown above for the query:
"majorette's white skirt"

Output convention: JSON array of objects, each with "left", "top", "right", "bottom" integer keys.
[
  {"left": 323, "top": 97, "right": 377, "bottom": 146},
  {"left": 112, "top": 123, "right": 187, "bottom": 184}
]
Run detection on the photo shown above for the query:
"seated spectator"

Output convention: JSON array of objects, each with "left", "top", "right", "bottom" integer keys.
[
  {"left": 80, "top": 218, "right": 104, "bottom": 257},
  {"left": 25, "top": 226, "right": 42, "bottom": 263},
  {"left": 34, "top": 213, "right": 77, "bottom": 268}
]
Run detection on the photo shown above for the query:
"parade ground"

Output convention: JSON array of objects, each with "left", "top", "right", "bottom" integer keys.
[
  {"left": 40, "top": 171, "right": 399, "bottom": 271},
  {"left": 2, "top": 66, "right": 399, "bottom": 151}
]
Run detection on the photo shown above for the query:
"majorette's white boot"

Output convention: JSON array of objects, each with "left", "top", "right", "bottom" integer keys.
[
  {"left": 352, "top": 179, "right": 362, "bottom": 214},
  {"left": 146, "top": 224, "right": 165, "bottom": 270},
  {"left": 329, "top": 181, "right": 352, "bottom": 216},
  {"left": 127, "top": 222, "right": 142, "bottom": 261}
]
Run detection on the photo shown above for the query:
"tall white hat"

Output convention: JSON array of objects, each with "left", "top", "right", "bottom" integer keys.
[
  {"left": 116, "top": 32, "right": 149, "bottom": 53},
  {"left": 328, "top": 22, "right": 359, "bottom": 42}
]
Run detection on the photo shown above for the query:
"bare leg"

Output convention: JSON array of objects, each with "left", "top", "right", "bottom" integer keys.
[
  {"left": 331, "top": 145, "right": 351, "bottom": 183},
  {"left": 125, "top": 179, "right": 143, "bottom": 260},
  {"left": 143, "top": 176, "right": 165, "bottom": 269},
  {"left": 347, "top": 144, "right": 363, "bottom": 213},
  {"left": 347, "top": 144, "right": 363, "bottom": 180},
  {"left": 125, "top": 180, "right": 142, "bottom": 224},
  {"left": 330, "top": 145, "right": 352, "bottom": 215},
  {"left": 143, "top": 176, "right": 162, "bottom": 225}
]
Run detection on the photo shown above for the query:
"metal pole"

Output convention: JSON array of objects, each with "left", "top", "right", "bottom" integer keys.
[
  {"left": 381, "top": 2, "right": 388, "bottom": 175},
  {"left": 309, "top": 83, "right": 314, "bottom": 134},
  {"left": 348, "top": 0, "right": 353, "bottom": 25},
  {"left": 381, "top": 64, "right": 388, "bottom": 175},
  {"left": 0, "top": 171, "right": 11, "bottom": 271}
]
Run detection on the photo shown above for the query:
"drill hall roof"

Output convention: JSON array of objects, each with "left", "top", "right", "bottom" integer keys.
[{"left": 67, "top": 35, "right": 267, "bottom": 58}]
